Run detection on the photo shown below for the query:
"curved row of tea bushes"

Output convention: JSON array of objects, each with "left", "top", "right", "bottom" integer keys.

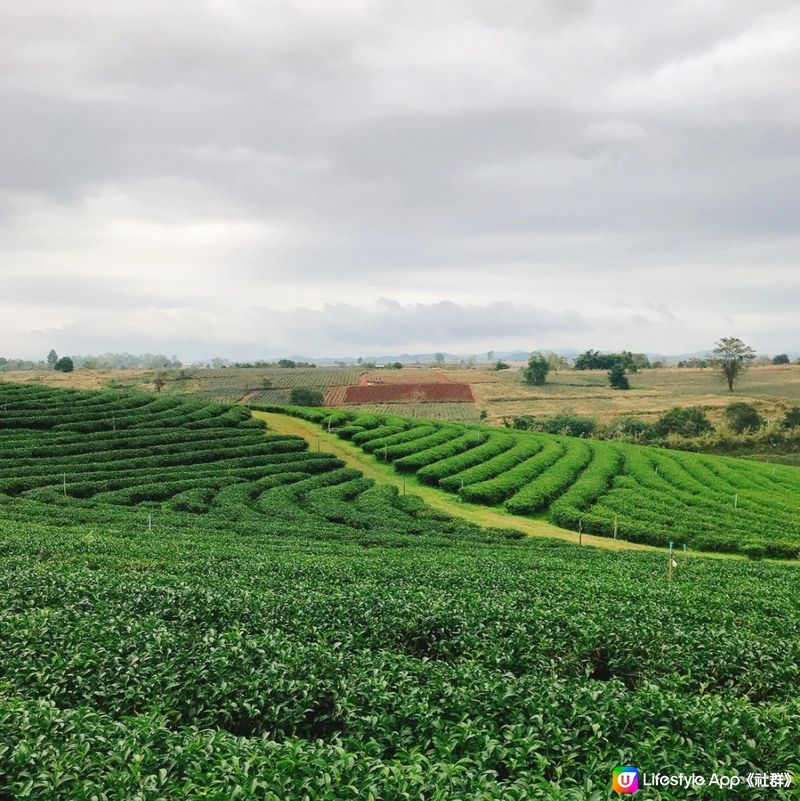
[{"left": 272, "top": 405, "right": 800, "bottom": 558}]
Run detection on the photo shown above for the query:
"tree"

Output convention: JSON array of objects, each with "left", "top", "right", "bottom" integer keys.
[
  {"left": 712, "top": 336, "right": 755, "bottom": 392},
  {"left": 522, "top": 352, "right": 549, "bottom": 386},
  {"left": 152, "top": 372, "right": 167, "bottom": 393},
  {"left": 290, "top": 387, "right": 324, "bottom": 406},
  {"left": 47, "top": 349, "right": 59, "bottom": 370},
  {"left": 434, "top": 353, "right": 445, "bottom": 366},
  {"left": 724, "top": 402, "right": 763, "bottom": 433},
  {"left": 487, "top": 350, "right": 494, "bottom": 362},
  {"left": 772, "top": 353, "right": 790, "bottom": 365},
  {"left": 53, "top": 356, "right": 74, "bottom": 373},
  {"left": 494, "top": 360, "right": 510, "bottom": 371},
  {"left": 546, "top": 352, "right": 569, "bottom": 373},
  {"left": 278, "top": 359, "right": 297, "bottom": 368},
  {"left": 608, "top": 364, "right": 629, "bottom": 390}
]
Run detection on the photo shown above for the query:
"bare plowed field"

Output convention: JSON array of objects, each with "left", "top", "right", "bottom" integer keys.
[{"left": 343, "top": 382, "right": 475, "bottom": 403}]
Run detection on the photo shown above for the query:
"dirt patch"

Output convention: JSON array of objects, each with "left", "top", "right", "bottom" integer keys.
[{"left": 343, "top": 383, "right": 475, "bottom": 404}]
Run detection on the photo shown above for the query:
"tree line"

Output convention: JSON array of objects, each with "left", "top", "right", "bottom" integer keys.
[{"left": 515, "top": 337, "right": 786, "bottom": 393}]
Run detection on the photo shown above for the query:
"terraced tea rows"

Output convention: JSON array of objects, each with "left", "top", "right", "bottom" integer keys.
[
  {"left": 2, "top": 384, "right": 799, "bottom": 799},
  {"left": 191, "top": 367, "right": 362, "bottom": 403},
  {"left": 267, "top": 405, "right": 800, "bottom": 558},
  {"left": 0, "top": 384, "right": 497, "bottom": 548},
  {"left": 338, "top": 401, "right": 482, "bottom": 421}
]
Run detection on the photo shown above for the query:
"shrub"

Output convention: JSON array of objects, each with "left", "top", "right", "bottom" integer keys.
[
  {"left": 511, "top": 413, "right": 596, "bottom": 438},
  {"left": 290, "top": 387, "right": 324, "bottom": 406},
  {"left": 546, "top": 413, "right": 596, "bottom": 438},
  {"left": 608, "top": 417, "right": 653, "bottom": 441},
  {"left": 54, "top": 356, "right": 74, "bottom": 373},
  {"left": 655, "top": 407, "right": 713, "bottom": 438},
  {"left": 522, "top": 353, "right": 549, "bottom": 385},
  {"left": 741, "top": 542, "right": 767, "bottom": 560},
  {"left": 724, "top": 402, "right": 763, "bottom": 433},
  {"left": 782, "top": 407, "right": 800, "bottom": 429}
]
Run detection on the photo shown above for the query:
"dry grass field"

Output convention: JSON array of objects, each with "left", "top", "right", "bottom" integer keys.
[
  {"left": 0, "top": 369, "right": 151, "bottom": 391},
  {"left": 398, "top": 364, "right": 800, "bottom": 426},
  {"left": 464, "top": 364, "right": 800, "bottom": 425}
]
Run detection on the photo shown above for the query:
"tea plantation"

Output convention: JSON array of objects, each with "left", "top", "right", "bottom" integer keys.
[
  {"left": 264, "top": 406, "right": 800, "bottom": 560},
  {"left": 1, "top": 384, "right": 798, "bottom": 799}
]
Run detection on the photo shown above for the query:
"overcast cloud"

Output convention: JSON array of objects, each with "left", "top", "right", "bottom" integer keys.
[{"left": 1, "top": 0, "right": 799, "bottom": 359}]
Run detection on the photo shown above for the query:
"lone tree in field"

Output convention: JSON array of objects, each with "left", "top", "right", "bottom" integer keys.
[
  {"left": 713, "top": 336, "right": 756, "bottom": 392},
  {"left": 152, "top": 372, "right": 167, "bottom": 393},
  {"left": 522, "top": 352, "right": 549, "bottom": 386},
  {"left": 47, "top": 349, "right": 58, "bottom": 370},
  {"left": 53, "top": 356, "right": 74, "bottom": 373},
  {"left": 434, "top": 352, "right": 445, "bottom": 366},
  {"left": 608, "top": 363, "right": 630, "bottom": 390}
]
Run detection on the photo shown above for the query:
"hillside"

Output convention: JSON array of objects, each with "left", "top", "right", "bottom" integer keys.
[
  {"left": 1, "top": 385, "right": 798, "bottom": 799},
  {"left": 261, "top": 406, "right": 800, "bottom": 559}
]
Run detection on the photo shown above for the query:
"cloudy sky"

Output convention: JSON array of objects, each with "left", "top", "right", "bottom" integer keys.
[{"left": 2, "top": 0, "right": 799, "bottom": 360}]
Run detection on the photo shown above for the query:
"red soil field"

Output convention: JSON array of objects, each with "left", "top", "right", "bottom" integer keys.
[{"left": 342, "top": 383, "right": 475, "bottom": 404}]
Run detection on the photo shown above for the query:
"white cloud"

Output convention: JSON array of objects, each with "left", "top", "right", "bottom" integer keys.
[{"left": 0, "top": 0, "right": 798, "bottom": 358}]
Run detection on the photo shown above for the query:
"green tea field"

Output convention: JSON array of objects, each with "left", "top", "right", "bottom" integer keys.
[
  {"left": 1, "top": 385, "right": 798, "bottom": 799},
  {"left": 262, "top": 406, "right": 800, "bottom": 560}
]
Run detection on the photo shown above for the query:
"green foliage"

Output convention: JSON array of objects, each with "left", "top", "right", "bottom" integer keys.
[
  {"left": 494, "top": 360, "right": 510, "bottom": 370},
  {"left": 655, "top": 406, "right": 714, "bottom": 438},
  {"left": 607, "top": 417, "right": 653, "bottom": 441},
  {"left": 290, "top": 387, "right": 325, "bottom": 406},
  {"left": 772, "top": 353, "right": 790, "bottom": 365},
  {"left": 512, "top": 413, "right": 596, "bottom": 438},
  {"left": 522, "top": 352, "right": 549, "bottom": 386},
  {"left": 282, "top": 406, "right": 800, "bottom": 559},
  {"left": 713, "top": 336, "right": 756, "bottom": 392},
  {"left": 46, "top": 349, "right": 58, "bottom": 369},
  {"left": 574, "top": 350, "right": 648, "bottom": 371},
  {"left": 2, "top": 385, "right": 800, "bottom": 799},
  {"left": 608, "top": 364, "right": 629, "bottom": 390},
  {"left": 725, "top": 402, "right": 763, "bottom": 433},
  {"left": 53, "top": 356, "right": 74, "bottom": 373},
  {"left": 782, "top": 407, "right": 800, "bottom": 429}
]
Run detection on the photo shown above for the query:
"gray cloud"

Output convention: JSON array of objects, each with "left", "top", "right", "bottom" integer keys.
[{"left": 1, "top": 0, "right": 799, "bottom": 358}]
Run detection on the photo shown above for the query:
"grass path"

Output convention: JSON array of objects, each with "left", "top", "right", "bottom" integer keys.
[{"left": 252, "top": 410, "right": 662, "bottom": 554}]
